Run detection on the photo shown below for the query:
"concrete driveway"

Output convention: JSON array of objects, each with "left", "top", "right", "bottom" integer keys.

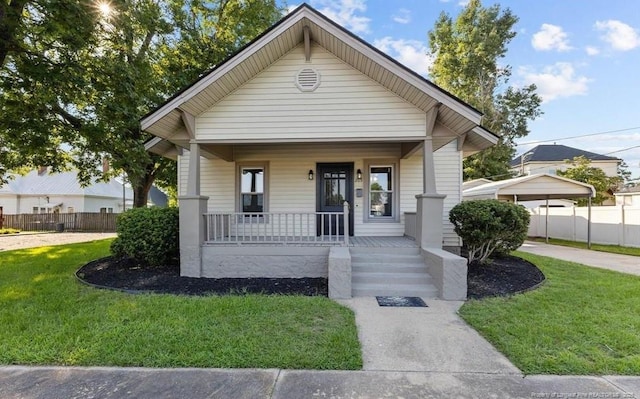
[
  {"left": 519, "top": 241, "right": 640, "bottom": 276},
  {"left": 0, "top": 232, "right": 116, "bottom": 252}
]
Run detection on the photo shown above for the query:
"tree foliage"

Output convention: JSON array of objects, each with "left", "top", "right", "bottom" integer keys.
[
  {"left": 449, "top": 199, "right": 530, "bottom": 265},
  {"left": 427, "top": 0, "right": 542, "bottom": 181},
  {"left": 557, "top": 156, "right": 622, "bottom": 206},
  {"left": 0, "top": 0, "right": 282, "bottom": 205}
]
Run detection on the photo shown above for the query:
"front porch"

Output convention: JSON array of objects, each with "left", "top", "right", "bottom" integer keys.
[{"left": 202, "top": 206, "right": 419, "bottom": 248}]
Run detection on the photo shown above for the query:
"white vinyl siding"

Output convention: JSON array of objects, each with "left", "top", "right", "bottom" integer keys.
[
  {"left": 195, "top": 44, "right": 426, "bottom": 141},
  {"left": 179, "top": 141, "right": 462, "bottom": 244}
]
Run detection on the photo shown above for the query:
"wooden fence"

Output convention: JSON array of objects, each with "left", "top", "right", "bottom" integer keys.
[{"left": 0, "top": 213, "right": 118, "bottom": 232}]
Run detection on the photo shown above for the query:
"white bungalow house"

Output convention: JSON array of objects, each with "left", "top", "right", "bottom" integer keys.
[
  {"left": 0, "top": 168, "right": 133, "bottom": 214},
  {"left": 142, "top": 4, "right": 497, "bottom": 300}
]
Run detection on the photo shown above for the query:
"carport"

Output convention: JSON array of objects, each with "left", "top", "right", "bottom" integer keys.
[{"left": 462, "top": 173, "right": 596, "bottom": 247}]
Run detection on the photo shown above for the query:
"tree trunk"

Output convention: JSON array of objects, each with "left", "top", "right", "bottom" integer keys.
[
  {"left": 0, "top": 0, "right": 28, "bottom": 68},
  {"left": 133, "top": 172, "right": 155, "bottom": 208}
]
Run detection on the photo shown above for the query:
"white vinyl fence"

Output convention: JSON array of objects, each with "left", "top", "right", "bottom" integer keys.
[{"left": 528, "top": 206, "right": 640, "bottom": 248}]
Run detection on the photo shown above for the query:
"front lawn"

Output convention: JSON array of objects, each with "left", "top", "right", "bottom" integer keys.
[
  {"left": 460, "top": 251, "right": 640, "bottom": 375},
  {"left": 0, "top": 240, "right": 362, "bottom": 369}
]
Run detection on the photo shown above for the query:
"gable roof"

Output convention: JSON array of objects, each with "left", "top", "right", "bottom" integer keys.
[
  {"left": 463, "top": 173, "right": 596, "bottom": 201},
  {"left": 511, "top": 144, "right": 620, "bottom": 167},
  {"left": 0, "top": 170, "right": 133, "bottom": 199},
  {"left": 141, "top": 3, "right": 497, "bottom": 155}
]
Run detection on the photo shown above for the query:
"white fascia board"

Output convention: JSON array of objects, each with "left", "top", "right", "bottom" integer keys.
[{"left": 471, "top": 126, "right": 499, "bottom": 145}]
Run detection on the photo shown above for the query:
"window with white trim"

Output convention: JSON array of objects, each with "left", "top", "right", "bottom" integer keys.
[
  {"left": 239, "top": 165, "right": 266, "bottom": 213},
  {"left": 368, "top": 165, "right": 396, "bottom": 220}
]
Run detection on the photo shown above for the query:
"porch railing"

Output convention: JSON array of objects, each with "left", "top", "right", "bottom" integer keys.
[{"left": 204, "top": 202, "right": 350, "bottom": 246}]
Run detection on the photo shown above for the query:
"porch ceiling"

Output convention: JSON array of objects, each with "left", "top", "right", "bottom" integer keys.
[{"left": 142, "top": 4, "right": 497, "bottom": 158}]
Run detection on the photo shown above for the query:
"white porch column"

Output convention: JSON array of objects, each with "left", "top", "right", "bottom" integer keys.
[
  {"left": 186, "top": 141, "right": 201, "bottom": 196},
  {"left": 179, "top": 142, "right": 209, "bottom": 277},
  {"left": 415, "top": 106, "right": 446, "bottom": 250},
  {"left": 422, "top": 136, "right": 438, "bottom": 195}
]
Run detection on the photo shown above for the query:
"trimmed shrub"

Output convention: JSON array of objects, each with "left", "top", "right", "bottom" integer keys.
[
  {"left": 449, "top": 199, "right": 530, "bottom": 265},
  {"left": 111, "top": 207, "right": 179, "bottom": 266}
]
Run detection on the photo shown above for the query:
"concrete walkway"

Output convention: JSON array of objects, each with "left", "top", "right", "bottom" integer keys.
[
  {"left": 339, "top": 297, "right": 519, "bottom": 374},
  {"left": 1, "top": 366, "right": 639, "bottom": 398},
  {"left": 519, "top": 241, "right": 640, "bottom": 276}
]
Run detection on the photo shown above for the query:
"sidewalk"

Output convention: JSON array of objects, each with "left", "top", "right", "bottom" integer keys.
[
  {"left": 0, "top": 366, "right": 638, "bottom": 398},
  {"left": 519, "top": 241, "right": 640, "bottom": 276}
]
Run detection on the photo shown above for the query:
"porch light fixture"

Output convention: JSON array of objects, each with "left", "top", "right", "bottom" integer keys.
[
  {"left": 356, "top": 169, "right": 362, "bottom": 182},
  {"left": 308, "top": 170, "right": 314, "bottom": 180}
]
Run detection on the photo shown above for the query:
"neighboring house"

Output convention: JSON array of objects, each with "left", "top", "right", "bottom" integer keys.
[
  {"left": 0, "top": 168, "right": 135, "bottom": 214},
  {"left": 142, "top": 4, "right": 497, "bottom": 300},
  {"left": 615, "top": 186, "right": 640, "bottom": 206},
  {"left": 510, "top": 144, "right": 621, "bottom": 177}
]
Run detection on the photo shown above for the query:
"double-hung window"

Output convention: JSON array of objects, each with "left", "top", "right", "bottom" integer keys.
[
  {"left": 366, "top": 162, "right": 398, "bottom": 222},
  {"left": 240, "top": 166, "right": 265, "bottom": 213}
]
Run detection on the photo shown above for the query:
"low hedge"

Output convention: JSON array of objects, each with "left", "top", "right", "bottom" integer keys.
[
  {"left": 111, "top": 207, "right": 179, "bottom": 266},
  {"left": 449, "top": 199, "right": 530, "bottom": 264}
]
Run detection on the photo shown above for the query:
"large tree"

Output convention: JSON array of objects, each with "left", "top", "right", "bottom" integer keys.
[
  {"left": 427, "top": 0, "right": 542, "bottom": 181},
  {"left": 557, "top": 156, "right": 622, "bottom": 205},
  {"left": 0, "top": 0, "right": 282, "bottom": 206}
]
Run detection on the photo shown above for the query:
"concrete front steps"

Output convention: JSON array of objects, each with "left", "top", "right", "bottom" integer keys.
[{"left": 350, "top": 247, "right": 438, "bottom": 298}]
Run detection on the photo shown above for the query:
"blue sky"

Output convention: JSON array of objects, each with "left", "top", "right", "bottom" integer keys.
[{"left": 284, "top": 0, "right": 640, "bottom": 181}]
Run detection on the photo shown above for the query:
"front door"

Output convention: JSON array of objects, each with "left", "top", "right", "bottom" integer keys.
[{"left": 317, "top": 163, "right": 354, "bottom": 236}]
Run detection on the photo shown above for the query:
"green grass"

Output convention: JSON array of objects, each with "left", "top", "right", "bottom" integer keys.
[
  {"left": 0, "top": 240, "right": 362, "bottom": 369},
  {"left": 460, "top": 251, "right": 640, "bottom": 375},
  {"left": 529, "top": 237, "right": 640, "bottom": 257},
  {"left": 0, "top": 228, "right": 20, "bottom": 234}
]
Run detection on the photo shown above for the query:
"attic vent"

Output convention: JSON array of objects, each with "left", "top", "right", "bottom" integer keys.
[{"left": 295, "top": 68, "right": 320, "bottom": 92}]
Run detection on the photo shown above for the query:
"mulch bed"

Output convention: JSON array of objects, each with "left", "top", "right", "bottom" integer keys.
[
  {"left": 77, "top": 254, "right": 544, "bottom": 299},
  {"left": 76, "top": 257, "right": 327, "bottom": 296},
  {"left": 467, "top": 255, "right": 545, "bottom": 299}
]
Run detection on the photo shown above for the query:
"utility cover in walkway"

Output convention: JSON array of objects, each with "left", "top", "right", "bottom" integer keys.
[{"left": 376, "top": 296, "right": 427, "bottom": 307}]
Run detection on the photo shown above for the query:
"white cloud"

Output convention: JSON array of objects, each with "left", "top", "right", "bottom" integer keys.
[
  {"left": 393, "top": 8, "right": 411, "bottom": 24},
  {"left": 595, "top": 20, "right": 640, "bottom": 51},
  {"left": 531, "top": 24, "right": 572, "bottom": 52},
  {"left": 312, "top": 0, "right": 371, "bottom": 34},
  {"left": 519, "top": 63, "right": 591, "bottom": 102},
  {"left": 374, "top": 37, "right": 433, "bottom": 75},
  {"left": 585, "top": 46, "right": 600, "bottom": 56}
]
